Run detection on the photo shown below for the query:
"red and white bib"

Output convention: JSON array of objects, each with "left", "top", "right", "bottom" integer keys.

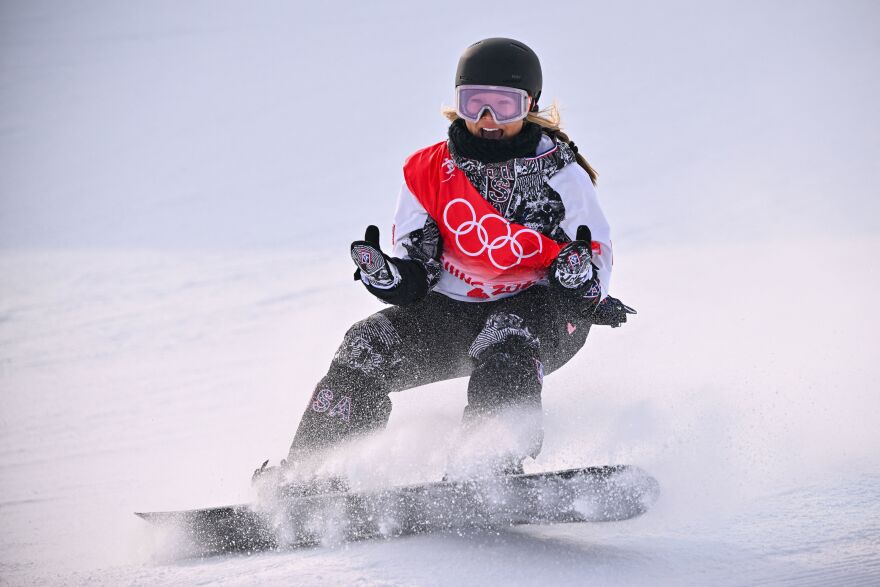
[{"left": 403, "top": 141, "right": 562, "bottom": 300}]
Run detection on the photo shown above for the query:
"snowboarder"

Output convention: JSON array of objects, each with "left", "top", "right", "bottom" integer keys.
[{"left": 256, "top": 37, "right": 635, "bottom": 488}]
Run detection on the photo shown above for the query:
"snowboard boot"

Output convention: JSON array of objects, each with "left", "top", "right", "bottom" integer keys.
[
  {"left": 252, "top": 458, "right": 349, "bottom": 501},
  {"left": 498, "top": 458, "right": 525, "bottom": 476},
  {"left": 278, "top": 474, "right": 349, "bottom": 499}
]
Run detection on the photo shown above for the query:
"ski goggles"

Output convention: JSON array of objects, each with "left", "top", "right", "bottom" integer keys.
[{"left": 455, "top": 85, "right": 530, "bottom": 124}]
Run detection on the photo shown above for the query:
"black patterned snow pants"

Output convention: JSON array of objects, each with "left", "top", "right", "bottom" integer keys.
[{"left": 288, "top": 285, "right": 592, "bottom": 464}]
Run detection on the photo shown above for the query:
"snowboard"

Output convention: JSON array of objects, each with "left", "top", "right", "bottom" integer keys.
[{"left": 136, "top": 465, "right": 659, "bottom": 556}]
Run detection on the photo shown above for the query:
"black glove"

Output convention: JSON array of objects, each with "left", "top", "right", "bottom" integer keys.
[
  {"left": 549, "top": 225, "right": 601, "bottom": 300},
  {"left": 590, "top": 295, "right": 637, "bottom": 327},
  {"left": 351, "top": 225, "right": 429, "bottom": 306}
]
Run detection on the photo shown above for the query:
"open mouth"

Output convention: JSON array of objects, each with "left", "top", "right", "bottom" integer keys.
[{"left": 480, "top": 128, "right": 504, "bottom": 140}]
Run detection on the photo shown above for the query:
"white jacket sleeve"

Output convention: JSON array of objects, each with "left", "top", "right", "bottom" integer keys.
[
  {"left": 548, "top": 163, "right": 613, "bottom": 300},
  {"left": 391, "top": 183, "right": 429, "bottom": 258},
  {"left": 390, "top": 182, "right": 443, "bottom": 290}
]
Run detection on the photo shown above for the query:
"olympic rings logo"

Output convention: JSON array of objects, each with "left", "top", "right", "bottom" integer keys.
[{"left": 442, "top": 198, "right": 543, "bottom": 270}]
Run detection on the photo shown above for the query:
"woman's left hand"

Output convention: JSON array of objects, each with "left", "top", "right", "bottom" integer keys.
[{"left": 549, "top": 225, "right": 600, "bottom": 299}]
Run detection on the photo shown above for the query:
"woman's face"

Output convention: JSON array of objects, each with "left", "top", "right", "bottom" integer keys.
[{"left": 464, "top": 97, "right": 532, "bottom": 140}]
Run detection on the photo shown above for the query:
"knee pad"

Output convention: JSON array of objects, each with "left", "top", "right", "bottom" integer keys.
[
  {"left": 469, "top": 311, "right": 539, "bottom": 361},
  {"left": 332, "top": 313, "right": 402, "bottom": 377}
]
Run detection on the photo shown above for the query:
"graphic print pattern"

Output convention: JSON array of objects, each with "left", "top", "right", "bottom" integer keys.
[
  {"left": 333, "top": 313, "right": 402, "bottom": 375},
  {"left": 448, "top": 138, "right": 578, "bottom": 243},
  {"left": 468, "top": 312, "right": 540, "bottom": 360},
  {"left": 351, "top": 244, "right": 398, "bottom": 288},
  {"left": 553, "top": 241, "right": 595, "bottom": 288},
  {"left": 398, "top": 219, "right": 443, "bottom": 288}
]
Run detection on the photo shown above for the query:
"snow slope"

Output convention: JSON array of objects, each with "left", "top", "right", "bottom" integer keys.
[
  {"left": 2, "top": 240, "right": 878, "bottom": 586},
  {"left": 2, "top": 1, "right": 880, "bottom": 585}
]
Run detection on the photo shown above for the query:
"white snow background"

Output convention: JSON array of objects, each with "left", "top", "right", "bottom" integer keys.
[{"left": 2, "top": 0, "right": 879, "bottom": 585}]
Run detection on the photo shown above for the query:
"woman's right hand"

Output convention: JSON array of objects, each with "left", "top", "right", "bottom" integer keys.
[
  {"left": 350, "top": 226, "right": 430, "bottom": 306},
  {"left": 351, "top": 225, "right": 401, "bottom": 289}
]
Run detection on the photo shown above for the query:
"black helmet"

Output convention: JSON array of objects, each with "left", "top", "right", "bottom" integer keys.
[{"left": 455, "top": 37, "right": 542, "bottom": 111}]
